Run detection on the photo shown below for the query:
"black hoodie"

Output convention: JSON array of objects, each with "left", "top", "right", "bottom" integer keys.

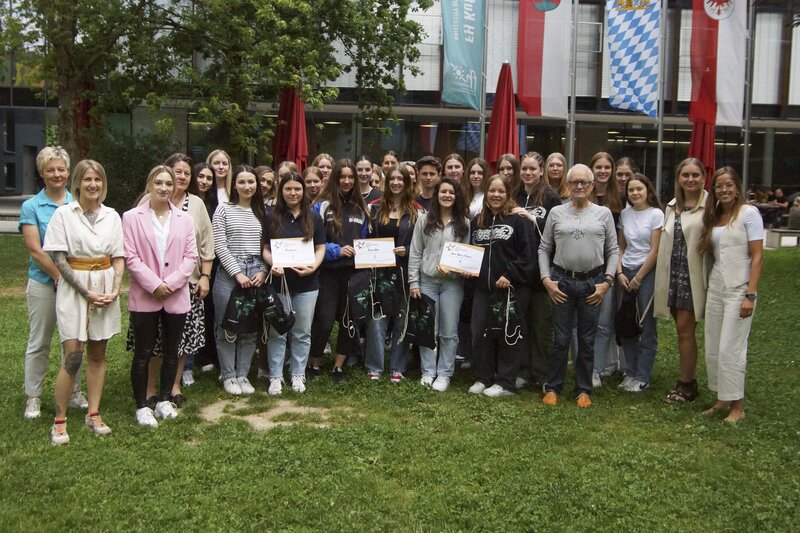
[{"left": 470, "top": 211, "right": 535, "bottom": 292}]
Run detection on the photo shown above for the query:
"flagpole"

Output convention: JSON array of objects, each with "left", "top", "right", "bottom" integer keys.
[
  {"left": 566, "top": 0, "right": 579, "bottom": 167},
  {"left": 655, "top": 0, "right": 667, "bottom": 198},
  {"left": 741, "top": 0, "right": 755, "bottom": 191},
  {"left": 478, "top": 0, "right": 490, "bottom": 158}
]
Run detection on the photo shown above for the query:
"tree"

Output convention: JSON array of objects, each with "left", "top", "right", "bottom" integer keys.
[{"left": 1, "top": 0, "right": 434, "bottom": 161}]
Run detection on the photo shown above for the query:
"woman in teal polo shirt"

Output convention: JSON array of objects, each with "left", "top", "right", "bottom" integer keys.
[{"left": 19, "top": 146, "right": 87, "bottom": 419}]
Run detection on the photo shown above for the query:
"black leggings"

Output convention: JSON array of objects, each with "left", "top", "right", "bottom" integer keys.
[
  {"left": 130, "top": 310, "right": 187, "bottom": 408},
  {"left": 309, "top": 268, "right": 358, "bottom": 359}
]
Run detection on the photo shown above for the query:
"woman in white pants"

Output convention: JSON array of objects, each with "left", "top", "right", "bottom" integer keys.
[{"left": 698, "top": 167, "right": 763, "bottom": 423}]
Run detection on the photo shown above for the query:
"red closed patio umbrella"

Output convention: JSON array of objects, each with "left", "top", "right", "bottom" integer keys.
[
  {"left": 485, "top": 62, "right": 519, "bottom": 173},
  {"left": 688, "top": 120, "right": 715, "bottom": 189},
  {"left": 272, "top": 87, "right": 309, "bottom": 171}
]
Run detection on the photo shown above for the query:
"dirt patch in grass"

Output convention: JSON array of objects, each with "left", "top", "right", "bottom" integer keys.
[{"left": 200, "top": 399, "right": 344, "bottom": 431}]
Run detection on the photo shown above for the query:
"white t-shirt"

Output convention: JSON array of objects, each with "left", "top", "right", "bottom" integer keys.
[
  {"left": 469, "top": 192, "right": 484, "bottom": 219},
  {"left": 711, "top": 204, "right": 764, "bottom": 264},
  {"left": 620, "top": 206, "right": 664, "bottom": 269}
]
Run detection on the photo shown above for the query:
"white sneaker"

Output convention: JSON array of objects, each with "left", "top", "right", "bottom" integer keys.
[
  {"left": 135, "top": 407, "right": 159, "bottom": 427},
  {"left": 223, "top": 378, "right": 242, "bottom": 395},
  {"left": 24, "top": 397, "right": 41, "bottom": 419},
  {"left": 268, "top": 377, "right": 283, "bottom": 396},
  {"left": 468, "top": 381, "right": 486, "bottom": 395},
  {"left": 238, "top": 377, "right": 256, "bottom": 395},
  {"left": 154, "top": 401, "right": 178, "bottom": 420},
  {"left": 420, "top": 375, "right": 434, "bottom": 387},
  {"left": 84, "top": 413, "right": 112, "bottom": 435},
  {"left": 69, "top": 391, "right": 89, "bottom": 409},
  {"left": 618, "top": 376, "right": 635, "bottom": 390},
  {"left": 50, "top": 421, "right": 70, "bottom": 445},
  {"left": 181, "top": 370, "right": 195, "bottom": 387},
  {"left": 515, "top": 377, "right": 531, "bottom": 390},
  {"left": 323, "top": 342, "right": 332, "bottom": 355},
  {"left": 483, "top": 384, "right": 513, "bottom": 398},
  {"left": 201, "top": 364, "right": 215, "bottom": 373},
  {"left": 432, "top": 375, "right": 450, "bottom": 392},
  {"left": 592, "top": 372, "right": 603, "bottom": 388},
  {"left": 291, "top": 376, "right": 306, "bottom": 393},
  {"left": 626, "top": 379, "right": 649, "bottom": 393}
]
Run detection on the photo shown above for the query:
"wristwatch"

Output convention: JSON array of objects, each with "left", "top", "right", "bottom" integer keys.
[
  {"left": 744, "top": 293, "right": 757, "bottom": 302},
  {"left": 604, "top": 274, "right": 615, "bottom": 287}
]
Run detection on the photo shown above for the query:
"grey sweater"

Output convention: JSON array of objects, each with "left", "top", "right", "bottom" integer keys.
[
  {"left": 408, "top": 212, "right": 470, "bottom": 289},
  {"left": 538, "top": 202, "right": 619, "bottom": 279}
]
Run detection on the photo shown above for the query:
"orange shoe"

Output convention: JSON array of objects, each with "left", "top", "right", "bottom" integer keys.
[
  {"left": 576, "top": 392, "right": 592, "bottom": 408},
  {"left": 542, "top": 391, "right": 558, "bottom": 406}
]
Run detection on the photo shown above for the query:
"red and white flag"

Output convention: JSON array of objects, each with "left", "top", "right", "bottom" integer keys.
[
  {"left": 517, "top": 0, "right": 571, "bottom": 119},
  {"left": 689, "top": 0, "right": 746, "bottom": 127}
]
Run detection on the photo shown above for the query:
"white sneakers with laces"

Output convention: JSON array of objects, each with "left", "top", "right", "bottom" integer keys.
[
  {"left": 154, "top": 401, "right": 178, "bottom": 420},
  {"left": 24, "top": 397, "right": 41, "bottom": 419},
  {"left": 291, "top": 376, "right": 306, "bottom": 393},
  {"left": 431, "top": 376, "right": 450, "bottom": 393},
  {"left": 136, "top": 407, "right": 158, "bottom": 427},
  {"left": 238, "top": 377, "right": 255, "bottom": 395},
  {"left": 69, "top": 391, "right": 89, "bottom": 409},
  {"left": 483, "top": 384, "right": 513, "bottom": 398},
  {"left": 268, "top": 378, "right": 283, "bottom": 396},
  {"left": 223, "top": 378, "right": 242, "bottom": 395}
]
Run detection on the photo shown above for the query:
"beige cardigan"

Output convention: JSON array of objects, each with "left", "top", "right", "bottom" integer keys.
[{"left": 654, "top": 189, "right": 708, "bottom": 320}]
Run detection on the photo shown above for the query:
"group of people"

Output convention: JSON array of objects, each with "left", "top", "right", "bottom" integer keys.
[{"left": 19, "top": 145, "right": 762, "bottom": 445}]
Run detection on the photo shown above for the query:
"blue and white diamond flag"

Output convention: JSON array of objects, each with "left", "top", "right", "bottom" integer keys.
[{"left": 606, "top": 0, "right": 661, "bottom": 118}]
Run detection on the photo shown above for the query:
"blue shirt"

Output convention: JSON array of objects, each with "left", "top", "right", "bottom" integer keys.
[{"left": 18, "top": 188, "right": 73, "bottom": 284}]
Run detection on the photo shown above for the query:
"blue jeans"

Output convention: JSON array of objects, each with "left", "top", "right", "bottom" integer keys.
[
  {"left": 418, "top": 275, "right": 464, "bottom": 378},
  {"left": 593, "top": 279, "right": 617, "bottom": 375},
  {"left": 365, "top": 313, "right": 409, "bottom": 374},
  {"left": 267, "top": 289, "right": 318, "bottom": 379},
  {"left": 213, "top": 256, "right": 265, "bottom": 380},
  {"left": 621, "top": 266, "right": 658, "bottom": 383},
  {"left": 546, "top": 271, "right": 603, "bottom": 396}
]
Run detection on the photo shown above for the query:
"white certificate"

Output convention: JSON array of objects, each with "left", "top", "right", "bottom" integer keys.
[
  {"left": 439, "top": 242, "right": 484, "bottom": 277},
  {"left": 270, "top": 238, "right": 316, "bottom": 268},
  {"left": 354, "top": 238, "right": 396, "bottom": 269}
]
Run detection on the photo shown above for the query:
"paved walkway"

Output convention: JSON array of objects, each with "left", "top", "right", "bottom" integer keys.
[{"left": 0, "top": 195, "right": 29, "bottom": 234}]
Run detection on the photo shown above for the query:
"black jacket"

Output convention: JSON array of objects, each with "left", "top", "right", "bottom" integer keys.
[{"left": 470, "top": 212, "right": 535, "bottom": 292}]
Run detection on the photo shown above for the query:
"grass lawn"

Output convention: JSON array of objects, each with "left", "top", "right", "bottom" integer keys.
[{"left": 0, "top": 234, "right": 798, "bottom": 531}]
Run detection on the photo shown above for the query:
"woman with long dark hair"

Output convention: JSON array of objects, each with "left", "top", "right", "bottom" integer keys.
[
  {"left": 408, "top": 177, "right": 470, "bottom": 392},
  {"left": 462, "top": 157, "right": 489, "bottom": 218},
  {"left": 308, "top": 159, "right": 370, "bottom": 383},
  {"left": 212, "top": 165, "right": 267, "bottom": 395},
  {"left": 616, "top": 173, "right": 663, "bottom": 392},
  {"left": 698, "top": 167, "right": 763, "bottom": 423},
  {"left": 497, "top": 154, "right": 520, "bottom": 195},
  {"left": 364, "top": 165, "right": 419, "bottom": 382},
  {"left": 262, "top": 173, "right": 326, "bottom": 395}
]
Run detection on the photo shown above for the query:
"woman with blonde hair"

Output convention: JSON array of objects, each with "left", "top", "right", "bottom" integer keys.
[
  {"left": 43, "top": 160, "right": 125, "bottom": 444},
  {"left": 545, "top": 152, "right": 570, "bottom": 202},
  {"left": 654, "top": 158, "right": 708, "bottom": 404},
  {"left": 698, "top": 167, "right": 763, "bottom": 423},
  {"left": 206, "top": 149, "right": 232, "bottom": 204},
  {"left": 312, "top": 153, "right": 334, "bottom": 183},
  {"left": 462, "top": 157, "right": 489, "bottom": 218},
  {"left": 255, "top": 165, "right": 277, "bottom": 206},
  {"left": 19, "top": 146, "right": 88, "bottom": 419}
]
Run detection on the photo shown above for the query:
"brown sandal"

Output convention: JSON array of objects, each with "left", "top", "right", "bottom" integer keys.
[{"left": 664, "top": 379, "right": 698, "bottom": 404}]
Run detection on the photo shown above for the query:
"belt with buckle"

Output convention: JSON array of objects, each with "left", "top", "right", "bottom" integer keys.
[{"left": 552, "top": 264, "right": 603, "bottom": 280}]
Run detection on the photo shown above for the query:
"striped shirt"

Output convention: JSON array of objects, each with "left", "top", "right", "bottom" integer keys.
[{"left": 212, "top": 203, "right": 263, "bottom": 277}]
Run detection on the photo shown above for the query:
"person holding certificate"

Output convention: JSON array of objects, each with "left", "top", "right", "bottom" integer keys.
[
  {"left": 364, "top": 165, "right": 420, "bottom": 383},
  {"left": 309, "top": 160, "right": 370, "bottom": 384},
  {"left": 467, "top": 175, "right": 534, "bottom": 398},
  {"left": 408, "top": 177, "right": 471, "bottom": 392},
  {"left": 262, "top": 172, "right": 326, "bottom": 395}
]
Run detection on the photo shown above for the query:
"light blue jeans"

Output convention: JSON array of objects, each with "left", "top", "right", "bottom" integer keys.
[
  {"left": 593, "top": 278, "right": 618, "bottom": 375},
  {"left": 213, "top": 256, "right": 265, "bottom": 380},
  {"left": 620, "top": 266, "right": 658, "bottom": 383},
  {"left": 267, "top": 289, "right": 318, "bottom": 378},
  {"left": 419, "top": 275, "right": 464, "bottom": 378},
  {"left": 365, "top": 313, "right": 409, "bottom": 374}
]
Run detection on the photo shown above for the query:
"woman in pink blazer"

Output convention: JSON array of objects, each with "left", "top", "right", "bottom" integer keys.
[{"left": 123, "top": 165, "right": 197, "bottom": 428}]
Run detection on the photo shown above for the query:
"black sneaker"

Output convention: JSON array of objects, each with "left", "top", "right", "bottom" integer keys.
[
  {"left": 332, "top": 367, "right": 345, "bottom": 384},
  {"left": 306, "top": 366, "right": 321, "bottom": 378}
]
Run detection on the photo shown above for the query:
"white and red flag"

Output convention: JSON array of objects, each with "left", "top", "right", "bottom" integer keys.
[
  {"left": 689, "top": 0, "right": 747, "bottom": 128},
  {"left": 517, "top": 0, "right": 572, "bottom": 119}
]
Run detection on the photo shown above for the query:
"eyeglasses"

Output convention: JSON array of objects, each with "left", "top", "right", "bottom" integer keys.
[{"left": 568, "top": 180, "right": 592, "bottom": 189}]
